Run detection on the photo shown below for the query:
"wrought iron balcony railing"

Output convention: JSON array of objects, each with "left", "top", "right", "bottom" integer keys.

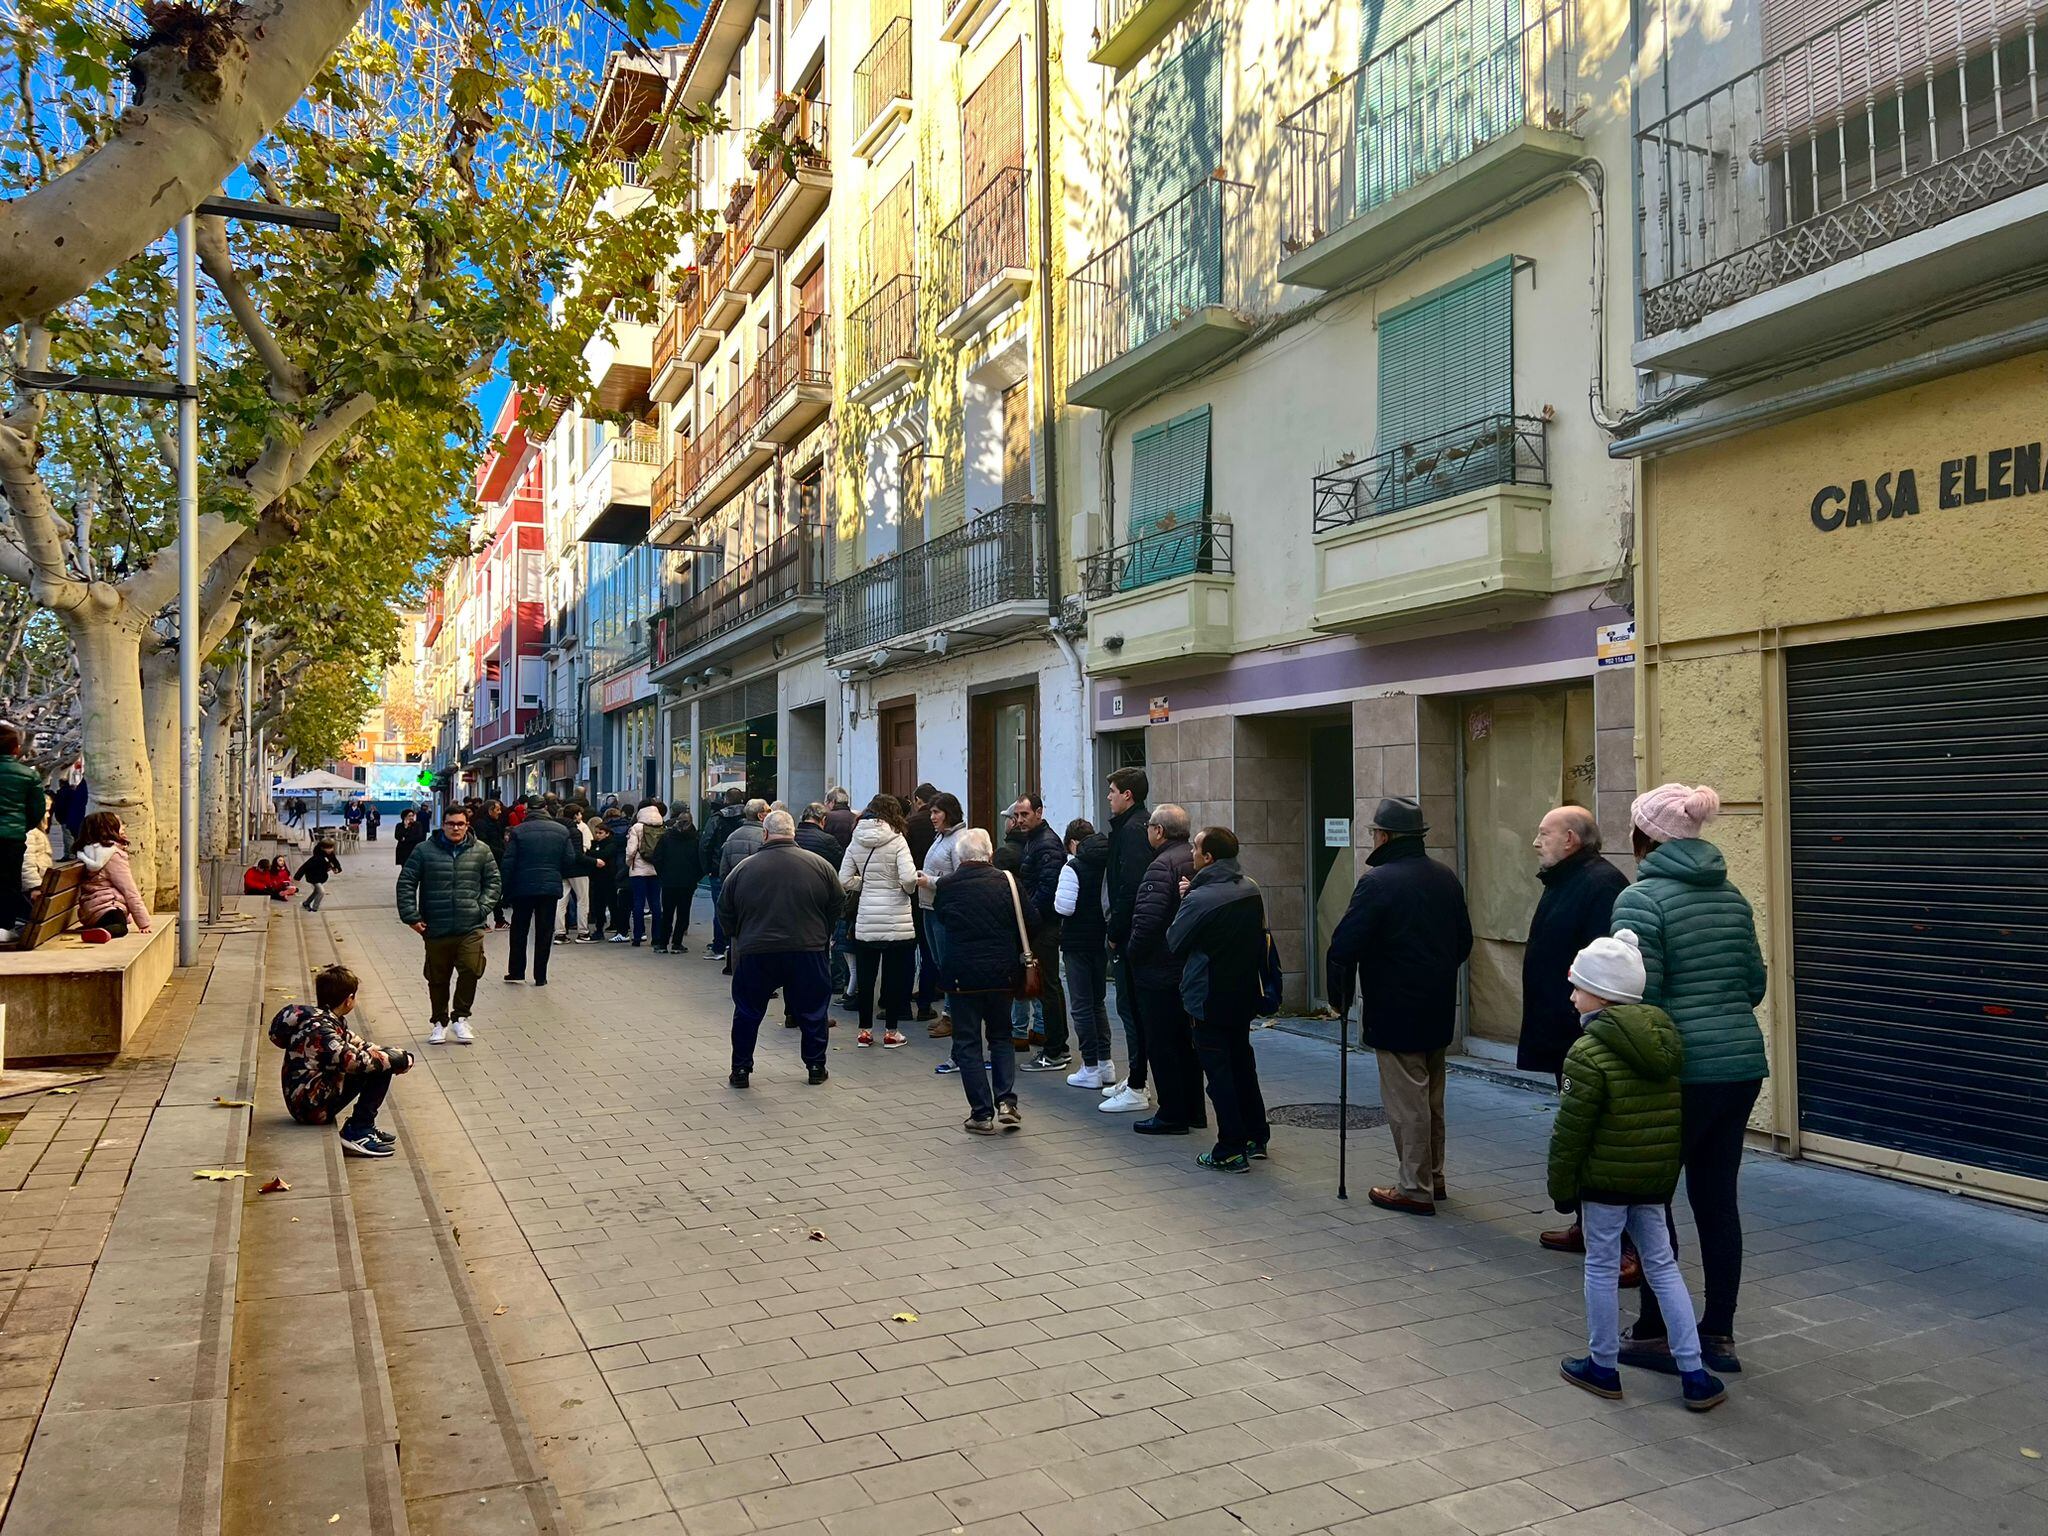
[
  {"left": 854, "top": 15, "right": 913, "bottom": 144},
  {"left": 651, "top": 523, "right": 825, "bottom": 667},
  {"left": 1638, "top": 0, "right": 2048, "bottom": 337},
  {"left": 1084, "top": 520, "right": 1233, "bottom": 598},
  {"left": 761, "top": 308, "right": 832, "bottom": 405},
  {"left": 1280, "top": 0, "right": 1577, "bottom": 253},
  {"left": 522, "top": 707, "right": 580, "bottom": 750},
  {"left": 1312, "top": 412, "right": 1549, "bottom": 531},
  {"left": 1068, "top": 176, "right": 1253, "bottom": 385},
  {"left": 936, "top": 166, "right": 1030, "bottom": 316},
  {"left": 827, "top": 501, "right": 1051, "bottom": 656},
  {"left": 676, "top": 374, "right": 765, "bottom": 504},
  {"left": 848, "top": 273, "right": 919, "bottom": 389}
]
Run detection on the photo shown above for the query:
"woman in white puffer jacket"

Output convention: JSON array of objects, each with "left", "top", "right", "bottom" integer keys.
[{"left": 839, "top": 795, "right": 919, "bottom": 1048}]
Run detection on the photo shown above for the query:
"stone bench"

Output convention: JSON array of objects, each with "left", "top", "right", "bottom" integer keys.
[{"left": 0, "top": 923, "right": 177, "bottom": 1062}]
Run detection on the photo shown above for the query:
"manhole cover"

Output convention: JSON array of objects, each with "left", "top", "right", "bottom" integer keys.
[{"left": 1266, "top": 1102, "right": 1386, "bottom": 1130}]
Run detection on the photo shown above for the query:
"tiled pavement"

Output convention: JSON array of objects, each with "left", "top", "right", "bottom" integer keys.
[{"left": 317, "top": 875, "right": 2048, "bottom": 1536}]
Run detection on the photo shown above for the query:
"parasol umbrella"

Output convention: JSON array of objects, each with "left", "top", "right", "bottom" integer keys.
[{"left": 276, "top": 770, "right": 361, "bottom": 833}]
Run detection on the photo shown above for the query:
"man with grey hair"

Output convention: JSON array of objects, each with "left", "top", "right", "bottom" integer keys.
[
  {"left": 1123, "top": 803, "right": 1205, "bottom": 1134},
  {"left": 930, "top": 827, "right": 1029, "bottom": 1133},
  {"left": 795, "top": 803, "right": 840, "bottom": 863},
  {"left": 719, "top": 797, "right": 770, "bottom": 881},
  {"left": 1521, "top": 802, "right": 1632, "bottom": 1258},
  {"left": 719, "top": 807, "right": 842, "bottom": 1088}
]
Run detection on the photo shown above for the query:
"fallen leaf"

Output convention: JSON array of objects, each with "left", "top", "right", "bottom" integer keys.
[
  {"left": 213, "top": 1097, "right": 254, "bottom": 1108},
  {"left": 2024, "top": 1448, "right": 2042, "bottom": 1459},
  {"left": 493, "top": 1305, "right": 507, "bottom": 1315},
  {"left": 193, "top": 1168, "right": 251, "bottom": 1181},
  {"left": 329, "top": 1518, "right": 341, "bottom": 1526},
  {"left": 50, "top": 1087, "right": 79, "bottom": 1095},
  {"left": 890, "top": 1312, "right": 919, "bottom": 1324},
  {"left": 807, "top": 1230, "right": 827, "bottom": 1242},
  {"left": 259, "top": 1177, "right": 290, "bottom": 1194}
]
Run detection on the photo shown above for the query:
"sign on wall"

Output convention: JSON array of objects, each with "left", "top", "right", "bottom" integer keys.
[
  {"left": 1596, "top": 620, "right": 1638, "bottom": 668},
  {"left": 1148, "top": 696, "right": 1170, "bottom": 724},
  {"left": 1807, "top": 439, "right": 2045, "bottom": 532}
]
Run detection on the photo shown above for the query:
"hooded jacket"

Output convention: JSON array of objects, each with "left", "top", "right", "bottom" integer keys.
[
  {"left": 625, "top": 805, "right": 665, "bottom": 878},
  {"left": 0, "top": 756, "right": 44, "bottom": 840},
  {"left": 1326, "top": 837, "right": 1473, "bottom": 1056},
  {"left": 295, "top": 847, "right": 342, "bottom": 886},
  {"left": 77, "top": 840, "right": 150, "bottom": 929},
  {"left": 1518, "top": 849, "right": 1631, "bottom": 1076},
  {"left": 1104, "top": 801, "right": 1152, "bottom": 947},
  {"left": 718, "top": 816, "right": 767, "bottom": 880},
  {"left": 397, "top": 830, "right": 502, "bottom": 939},
  {"left": 701, "top": 803, "right": 745, "bottom": 872},
  {"left": 502, "top": 812, "right": 577, "bottom": 899},
  {"left": 1167, "top": 858, "right": 1267, "bottom": 1021},
  {"left": 1055, "top": 833, "right": 1110, "bottom": 948},
  {"left": 655, "top": 820, "right": 704, "bottom": 894},
  {"left": 1126, "top": 835, "right": 1196, "bottom": 990},
  {"left": 839, "top": 818, "right": 918, "bottom": 943},
  {"left": 268, "top": 1003, "right": 402, "bottom": 1126},
  {"left": 1547, "top": 1003, "right": 1686, "bottom": 1208},
  {"left": 1612, "top": 839, "right": 1769, "bottom": 1084},
  {"left": 718, "top": 839, "right": 843, "bottom": 958}
]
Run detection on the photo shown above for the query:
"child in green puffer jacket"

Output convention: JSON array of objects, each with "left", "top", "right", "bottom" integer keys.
[{"left": 1549, "top": 929, "right": 1727, "bottom": 1413}]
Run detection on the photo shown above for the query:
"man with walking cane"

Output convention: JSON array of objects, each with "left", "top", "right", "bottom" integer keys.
[{"left": 1326, "top": 797, "right": 1472, "bottom": 1215}]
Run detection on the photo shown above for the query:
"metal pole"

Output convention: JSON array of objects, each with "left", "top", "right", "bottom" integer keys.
[
  {"left": 177, "top": 215, "right": 199, "bottom": 967},
  {"left": 242, "top": 622, "right": 255, "bottom": 856}
]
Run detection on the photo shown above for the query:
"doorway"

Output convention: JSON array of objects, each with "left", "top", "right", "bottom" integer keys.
[
  {"left": 1309, "top": 722, "right": 1354, "bottom": 1008},
  {"left": 970, "top": 685, "right": 1038, "bottom": 832},
  {"left": 877, "top": 698, "right": 918, "bottom": 804}
]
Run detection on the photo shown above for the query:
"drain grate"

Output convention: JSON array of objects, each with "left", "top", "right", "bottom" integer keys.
[{"left": 1266, "top": 1102, "right": 1386, "bottom": 1131}]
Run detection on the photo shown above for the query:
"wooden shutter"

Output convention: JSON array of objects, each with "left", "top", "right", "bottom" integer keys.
[
  {"left": 1002, "top": 382, "right": 1032, "bottom": 504},
  {"left": 1124, "top": 406, "right": 1210, "bottom": 588},
  {"left": 1377, "top": 259, "right": 1515, "bottom": 509},
  {"left": 868, "top": 172, "right": 916, "bottom": 282},
  {"left": 798, "top": 261, "right": 825, "bottom": 318},
  {"left": 899, "top": 438, "right": 926, "bottom": 542},
  {"left": 1760, "top": 0, "right": 2014, "bottom": 146},
  {"left": 963, "top": 43, "right": 1024, "bottom": 200}
]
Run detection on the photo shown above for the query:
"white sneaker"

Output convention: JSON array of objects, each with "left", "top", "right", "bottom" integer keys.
[
  {"left": 427, "top": 1022, "right": 448, "bottom": 1045},
  {"left": 1100, "top": 1076, "right": 1127, "bottom": 1095},
  {"left": 451, "top": 1018, "right": 474, "bottom": 1044},
  {"left": 1099, "top": 1084, "right": 1149, "bottom": 1113},
  {"left": 1066, "top": 1063, "right": 1108, "bottom": 1090},
  {"left": 0, "top": 927, "right": 16, "bottom": 944}
]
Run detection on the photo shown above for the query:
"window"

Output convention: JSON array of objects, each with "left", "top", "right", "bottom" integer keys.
[
  {"left": 1377, "top": 259, "right": 1515, "bottom": 510},
  {"left": 1002, "top": 381, "right": 1033, "bottom": 503},
  {"left": 1124, "top": 406, "right": 1211, "bottom": 588},
  {"left": 899, "top": 438, "right": 927, "bottom": 546},
  {"left": 1127, "top": 26, "right": 1224, "bottom": 345},
  {"left": 962, "top": 43, "right": 1024, "bottom": 198},
  {"left": 870, "top": 172, "right": 916, "bottom": 282}
]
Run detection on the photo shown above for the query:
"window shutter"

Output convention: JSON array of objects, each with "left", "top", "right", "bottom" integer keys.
[
  {"left": 963, "top": 43, "right": 1024, "bottom": 200},
  {"left": 1759, "top": 0, "right": 2014, "bottom": 149},
  {"left": 1128, "top": 26, "right": 1225, "bottom": 349},
  {"left": 1377, "top": 259, "right": 1515, "bottom": 510},
  {"left": 1002, "top": 382, "right": 1033, "bottom": 503},
  {"left": 867, "top": 172, "right": 916, "bottom": 284},
  {"left": 1125, "top": 407, "right": 1211, "bottom": 589}
]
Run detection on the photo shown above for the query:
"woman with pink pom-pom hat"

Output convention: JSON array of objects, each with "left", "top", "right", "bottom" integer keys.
[{"left": 1609, "top": 783, "right": 1769, "bottom": 1380}]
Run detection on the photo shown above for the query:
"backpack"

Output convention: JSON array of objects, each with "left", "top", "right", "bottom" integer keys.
[
  {"left": 1256, "top": 931, "right": 1285, "bottom": 1016},
  {"left": 636, "top": 822, "right": 666, "bottom": 863}
]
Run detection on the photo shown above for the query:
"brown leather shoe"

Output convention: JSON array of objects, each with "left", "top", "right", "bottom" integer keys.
[
  {"left": 1540, "top": 1222, "right": 1586, "bottom": 1254},
  {"left": 1367, "top": 1186, "right": 1436, "bottom": 1216},
  {"left": 1433, "top": 1180, "right": 1448, "bottom": 1202},
  {"left": 927, "top": 1020, "right": 953, "bottom": 1038},
  {"left": 1619, "top": 1249, "right": 1644, "bottom": 1289},
  {"left": 1028, "top": 1030, "right": 1045, "bottom": 1047}
]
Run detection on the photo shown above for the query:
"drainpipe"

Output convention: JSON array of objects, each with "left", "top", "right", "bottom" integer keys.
[{"left": 1032, "top": 0, "right": 1061, "bottom": 603}]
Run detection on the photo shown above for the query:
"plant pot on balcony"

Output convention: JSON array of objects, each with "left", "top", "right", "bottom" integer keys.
[
  {"left": 725, "top": 182, "right": 755, "bottom": 225},
  {"left": 695, "top": 233, "right": 724, "bottom": 269},
  {"left": 771, "top": 93, "right": 800, "bottom": 131},
  {"left": 746, "top": 140, "right": 772, "bottom": 173},
  {"left": 677, "top": 268, "right": 701, "bottom": 303}
]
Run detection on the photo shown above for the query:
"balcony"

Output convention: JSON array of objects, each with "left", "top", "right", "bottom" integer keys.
[
  {"left": 1637, "top": 0, "right": 2048, "bottom": 375},
  {"left": 583, "top": 300, "right": 655, "bottom": 413},
  {"left": 1082, "top": 522, "right": 1236, "bottom": 676},
  {"left": 1311, "top": 412, "right": 1554, "bottom": 631},
  {"left": 755, "top": 310, "right": 833, "bottom": 446},
  {"left": 942, "top": 0, "right": 1004, "bottom": 44},
  {"left": 574, "top": 424, "right": 663, "bottom": 545},
  {"left": 938, "top": 166, "right": 1032, "bottom": 341},
  {"left": 755, "top": 98, "right": 833, "bottom": 249},
  {"left": 1090, "top": 0, "right": 1206, "bottom": 71},
  {"left": 652, "top": 378, "right": 769, "bottom": 545},
  {"left": 848, "top": 274, "right": 920, "bottom": 404},
  {"left": 1278, "top": 0, "right": 1581, "bottom": 291},
  {"left": 650, "top": 301, "right": 687, "bottom": 404},
  {"left": 676, "top": 261, "right": 720, "bottom": 367},
  {"left": 853, "top": 14, "right": 913, "bottom": 159},
  {"left": 650, "top": 455, "right": 679, "bottom": 529},
  {"left": 1067, "top": 177, "right": 1254, "bottom": 412},
  {"left": 826, "top": 501, "right": 1051, "bottom": 663},
  {"left": 725, "top": 182, "right": 775, "bottom": 298},
  {"left": 699, "top": 231, "right": 747, "bottom": 334},
  {"left": 520, "top": 706, "right": 580, "bottom": 755},
  {"left": 649, "top": 524, "right": 828, "bottom": 679}
]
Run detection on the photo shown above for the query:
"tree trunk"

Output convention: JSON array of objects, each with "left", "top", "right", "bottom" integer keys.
[
  {"left": 141, "top": 647, "right": 181, "bottom": 904},
  {"left": 200, "top": 666, "right": 241, "bottom": 861},
  {"left": 65, "top": 614, "right": 158, "bottom": 908}
]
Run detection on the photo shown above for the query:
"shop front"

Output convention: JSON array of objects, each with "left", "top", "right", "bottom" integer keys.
[
  {"left": 696, "top": 677, "right": 779, "bottom": 823},
  {"left": 1638, "top": 351, "right": 2048, "bottom": 1207}
]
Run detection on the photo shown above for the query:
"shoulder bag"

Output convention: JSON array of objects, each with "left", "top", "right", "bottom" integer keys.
[
  {"left": 844, "top": 848, "right": 874, "bottom": 923},
  {"left": 1003, "top": 870, "right": 1045, "bottom": 1000}
]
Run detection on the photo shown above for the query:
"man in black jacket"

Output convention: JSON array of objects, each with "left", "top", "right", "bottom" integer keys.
[
  {"left": 906, "top": 784, "right": 942, "bottom": 1023},
  {"left": 821, "top": 788, "right": 857, "bottom": 1000},
  {"left": 930, "top": 829, "right": 1027, "bottom": 1135},
  {"left": 796, "top": 803, "right": 842, "bottom": 863},
  {"left": 1327, "top": 797, "right": 1473, "bottom": 1215},
  {"left": 1006, "top": 794, "right": 1071, "bottom": 1074},
  {"left": 500, "top": 805, "right": 576, "bottom": 986},
  {"left": 718, "top": 810, "right": 842, "bottom": 1088},
  {"left": 701, "top": 787, "right": 746, "bottom": 960},
  {"left": 1168, "top": 826, "right": 1270, "bottom": 1172},
  {"left": 1100, "top": 767, "right": 1153, "bottom": 1111},
  {"left": 1126, "top": 804, "right": 1204, "bottom": 1134}
]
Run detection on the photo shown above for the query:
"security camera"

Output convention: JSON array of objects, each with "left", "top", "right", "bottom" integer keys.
[{"left": 1103, "top": 634, "right": 1125, "bottom": 651}]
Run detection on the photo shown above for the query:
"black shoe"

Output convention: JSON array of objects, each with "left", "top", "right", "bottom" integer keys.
[
  {"left": 783, "top": 1018, "right": 800, "bottom": 1028},
  {"left": 672, "top": 944, "right": 689, "bottom": 954},
  {"left": 1133, "top": 1117, "right": 1191, "bottom": 1136},
  {"left": 807, "top": 1065, "right": 829, "bottom": 1085},
  {"left": 728, "top": 1069, "right": 750, "bottom": 1088},
  {"left": 503, "top": 976, "right": 524, "bottom": 985},
  {"left": 1700, "top": 1335, "right": 1743, "bottom": 1374},
  {"left": 835, "top": 994, "right": 858, "bottom": 1011},
  {"left": 915, "top": 1007, "right": 939, "bottom": 1023},
  {"left": 533, "top": 978, "right": 547, "bottom": 988},
  {"left": 1249, "top": 1140, "right": 1270, "bottom": 1160},
  {"left": 1616, "top": 1329, "right": 1678, "bottom": 1375}
]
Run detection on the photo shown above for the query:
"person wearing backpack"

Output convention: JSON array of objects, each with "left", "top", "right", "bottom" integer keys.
[
  {"left": 623, "top": 801, "right": 667, "bottom": 947},
  {"left": 1166, "top": 825, "right": 1272, "bottom": 1173}
]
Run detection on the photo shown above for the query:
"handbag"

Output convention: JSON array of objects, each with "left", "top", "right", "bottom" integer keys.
[
  {"left": 1003, "top": 870, "right": 1045, "bottom": 1000},
  {"left": 843, "top": 849, "right": 874, "bottom": 923}
]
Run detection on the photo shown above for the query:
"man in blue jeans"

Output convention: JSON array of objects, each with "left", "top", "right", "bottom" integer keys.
[
  {"left": 930, "top": 829, "right": 1027, "bottom": 1135},
  {"left": 718, "top": 810, "right": 842, "bottom": 1088}
]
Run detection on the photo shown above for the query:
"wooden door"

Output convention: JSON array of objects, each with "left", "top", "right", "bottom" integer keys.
[
  {"left": 969, "top": 685, "right": 1037, "bottom": 833},
  {"left": 878, "top": 698, "right": 918, "bottom": 804}
]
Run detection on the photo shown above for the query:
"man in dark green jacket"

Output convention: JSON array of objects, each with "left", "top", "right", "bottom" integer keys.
[
  {"left": 0, "top": 724, "right": 46, "bottom": 937},
  {"left": 1551, "top": 930, "right": 1726, "bottom": 1413},
  {"left": 397, "top": 804, "right": 502, "bottom": 1045}
]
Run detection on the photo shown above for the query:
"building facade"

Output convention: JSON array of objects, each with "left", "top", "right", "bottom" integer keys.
[{"left": 458, "top": 397, "right": 547, "bottom": 802}]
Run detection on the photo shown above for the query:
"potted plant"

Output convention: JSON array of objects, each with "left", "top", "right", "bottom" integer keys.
[
  {"left": 771, "top": 92, "right": 801, "bottom": 131},
  {"left": 725, "top": 179, "right": 755, "bottom": 224}
]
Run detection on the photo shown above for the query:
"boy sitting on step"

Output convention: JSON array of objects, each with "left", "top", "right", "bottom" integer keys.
[
  {"left": 1549, "top": 929, "right": 1727, "bottom": 1413},
  {"left": 268, "top": 964, "right": 413, "bottom": 1159}
]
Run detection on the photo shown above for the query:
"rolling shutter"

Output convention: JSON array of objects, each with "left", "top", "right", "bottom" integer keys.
[
  {"left": 1787, "top": 618, "right": 2048, "bottom": 1184},
  {"left": 1377, "top": 259, "right": 1515, "bottom": 509},
  {"left": 963, "top": 43, "right": 1024, "bottom": 199},
  {"left": 1124, "top": 407, "right": 1210, "bottom": 590},
  {"left": 1355, "top": 0, "right": 1524, "bottom": 212},
  {"left": 1129, "top": 25, "right": 1224, "bottom": 350}
]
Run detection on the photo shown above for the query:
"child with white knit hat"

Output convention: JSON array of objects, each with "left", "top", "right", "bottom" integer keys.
[{"left": 1548, "top": 929, "right": 1728, "bottom": 1411}]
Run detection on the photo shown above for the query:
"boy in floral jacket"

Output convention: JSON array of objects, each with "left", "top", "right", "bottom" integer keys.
[{"left": 268, "top": 964, "right": 413, "bottom": 1158}]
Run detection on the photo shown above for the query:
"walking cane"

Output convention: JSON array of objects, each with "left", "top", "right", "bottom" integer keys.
[{"left": 1337, "top": 1003, "right": 1350, "bottom": 1201}]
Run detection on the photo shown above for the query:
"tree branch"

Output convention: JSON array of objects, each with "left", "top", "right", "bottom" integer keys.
[{"left": 195, "top": 214, "right": 309, "bottom": 401}]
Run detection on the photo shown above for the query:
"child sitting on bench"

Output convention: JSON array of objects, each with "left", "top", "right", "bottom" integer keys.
[{"left": 75, "top": 810, "right": 151, "bottom": 942}]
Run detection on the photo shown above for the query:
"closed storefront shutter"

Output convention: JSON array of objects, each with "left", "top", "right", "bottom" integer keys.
[
  {"left": 1787, "top": 617, "right": 2048, "bottom": 1184},
  {"left": 1125, "top": 406, "right": 1210, "bottom": 589},
  {"left": 1376, "top": 258, "right": 1515, "bottom": 509}
]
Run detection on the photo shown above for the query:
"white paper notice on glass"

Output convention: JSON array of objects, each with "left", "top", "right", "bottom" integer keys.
[{"left": 1323, "top": 818, "right": 1350, "bottom": 848}]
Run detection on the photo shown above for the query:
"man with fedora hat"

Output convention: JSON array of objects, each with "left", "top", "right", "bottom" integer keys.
[{"left": 1327, "top": 796, "right": 1473, "bottom": 1215}]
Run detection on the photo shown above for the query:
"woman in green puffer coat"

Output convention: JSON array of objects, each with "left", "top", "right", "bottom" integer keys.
[{"left": 1611, "top": 782, "right": 1767, "bottom": 1376}]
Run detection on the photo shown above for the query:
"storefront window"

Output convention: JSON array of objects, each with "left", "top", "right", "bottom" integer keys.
[{"left": 699, "top": 712, "right": 777, "bottom": 822}]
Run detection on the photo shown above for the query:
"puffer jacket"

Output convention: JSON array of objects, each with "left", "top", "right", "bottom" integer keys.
[
  {"left": 1547, "top": 1003, "right": 1685, "bottom": 1208},
  {"left": 1054, "top": 833, "right": 1110, "bottom": 948},
  {"left": 1126, "top": 835, "right": 1195, "bottom": 989},
  {"left": 625, "top": 806, "right": 665, "bottom": 878},
  {"left": 1009, "top": 821, "right": 1064, "bottom": 928},
  {"left": 397, "top": 830, "right": 503, "bottom": 939},
  {"left": 839, "top": 818, "right": 917, "bottom": 943},
  {"left": 502, "top": 813, "right": 577, "bottom": 899},
  {"left": 268, "top": 1003, "right": 404, "bottom": 1127},
  {"left": 918, "top": 825, "right": 962, "bottom": 910},
  {"left": 930, "top": 861, "right": 1025, "bottom": 995},
  {"left": 718, "top": 817, "right": 766, "bottom": 879},
  {"left": 0, "top": 757, "right": 44, "bottom": 840},
  {"left": 1613, "top": 839, "right": 1769, "bottom": 1084},
  {"left": 1167, "top": 858, "right": 1267, "bottom": 1022},
  {"left": 21, "top": 826, "right": 52, "bottom": 893},
  {"left": 77, "top": 841, "right": 150, "bottom": 929}
]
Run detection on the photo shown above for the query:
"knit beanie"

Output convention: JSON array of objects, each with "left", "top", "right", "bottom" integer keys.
[
  {"left": 1569, "top": 928, "right": 1646, "bottom": 1004},
  {"left": 1631, "top": 782, "right": 1721, "bottom": 844}
]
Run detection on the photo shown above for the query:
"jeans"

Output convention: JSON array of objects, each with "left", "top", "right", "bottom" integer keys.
[
  {"left": 1585, "top": 1202, "right": 1704, "bottom": 1372},
  {"left": 1111, "top": 948, "right": 1147, "bottom": 1090},
  {"left": 731, "top": 951, "right": 831, "bottom": 1071},
  {"left": 655, "top": 889, "right": 691, "bottom": 947},
  {"left": 1632, "top": 1078, "right": 1762, "bottom": 1341},
  {"left": 1378, "top": 1047, "right": 1447, "bottom": 1202},
  {"left": 829, "top": 917, "right": 851, "bottom": 994},
  {"left": 630, "top": 875, "right": 662, "bottom": 943},
  {"left": 334, "top": 1066, "right": 392, "bottom": 1137},
  {"left": 851, "top": 938, "right": 916, "bottom": 1031},
  {"left": 950, "top": 993, "right": 1018, "bottom": 1121},
  {"left": 913, "top": 905, "right": 941, "bottom": 1009},
  {"left": 1134, "top": 982, "right": 1204, "bottom": 1126},
  {"left": 564, "top": 874, "right": 588, "bottom": 931},
  {"left": 1194, "top": 1011, "right": 1269, "bottom": 1157},
  {"left": 707, "top": 877, "right": 727, "bottom": 953},
  {"left": 303, "top": 884, "right": 324, "bottom": 911},
  {"left": 1011, "top": 997, "right": 1042, "bottom": 1041},
  {"left": 507, "top": 895, "right": 558, "bottom": 981},
  {"left": 423, "top": 930, "right": 485, "bottom": 1023},
  {"left": 1027, "top": 919, "right": 1067, "bottom": 1055},
  {"left": 1062, "top": 943, "right": 1111, "bottom": 1066}
]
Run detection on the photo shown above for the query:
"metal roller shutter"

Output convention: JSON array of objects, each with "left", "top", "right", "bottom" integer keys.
[
  {"left": 1786, "top": 617, "right": 2048, "bottom": 1183},
  {"left": 1377, "top": 259, "right": 1515, "bottom": 509}
]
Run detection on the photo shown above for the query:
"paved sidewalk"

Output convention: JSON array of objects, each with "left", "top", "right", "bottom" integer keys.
[{"left": 317, "top": 874, "right": 2048, "bottom": 1536}]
